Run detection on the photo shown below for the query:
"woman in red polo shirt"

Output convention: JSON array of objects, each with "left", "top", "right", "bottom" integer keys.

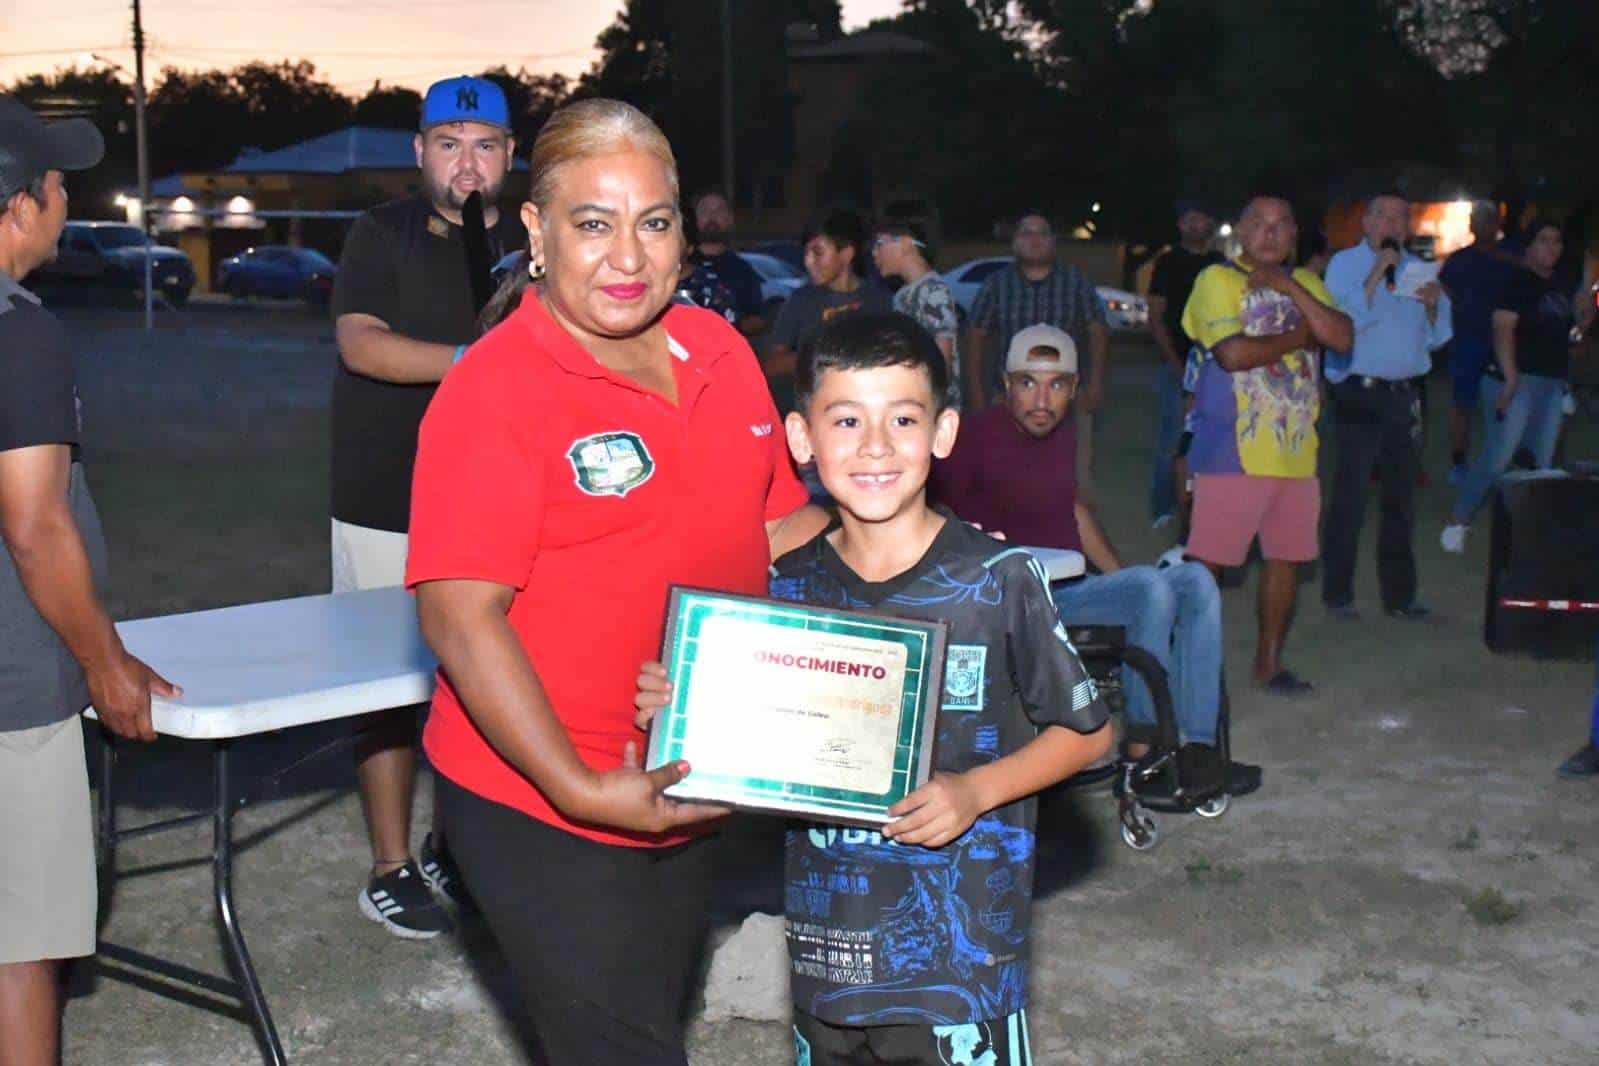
[{"left": 405, "top": 99, "right": 821, "bottom": 1064}]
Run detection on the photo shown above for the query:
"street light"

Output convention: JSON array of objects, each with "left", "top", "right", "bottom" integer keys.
[{"left": 82, "top": 49, "right": 152, "bottom": 329}]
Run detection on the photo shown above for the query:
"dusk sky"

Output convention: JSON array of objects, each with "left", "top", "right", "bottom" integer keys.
[{"left": 1, "top": 0, "right": 906, "bottom": 94}]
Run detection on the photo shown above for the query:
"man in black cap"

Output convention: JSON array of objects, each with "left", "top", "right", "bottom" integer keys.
[
  {"left": 331, "top": 75, "right": 524, "bottom": 937},
  {"left": 0, "top": 95, "right": 176, "bottom": 1065}
]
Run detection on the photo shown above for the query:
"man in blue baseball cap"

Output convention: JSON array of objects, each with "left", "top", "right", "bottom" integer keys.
[
  {"left": 416, "top": 75, "right": 512, "bottom": 217},
  {"left": 330, "top": 75, "right": 523, "bottom": 938}
]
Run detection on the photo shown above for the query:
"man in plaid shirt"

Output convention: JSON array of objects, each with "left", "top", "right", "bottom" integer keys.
[{"left": 964, "top": 211, "right": 1109, "bottom": 498}]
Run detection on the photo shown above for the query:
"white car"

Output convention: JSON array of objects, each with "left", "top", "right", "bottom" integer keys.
[
  {"left": 944, "top": 256, "right": 1149, "bottom": 332},
  {"left": 737, "top": 251, "right": 806, "bottom": 311}
]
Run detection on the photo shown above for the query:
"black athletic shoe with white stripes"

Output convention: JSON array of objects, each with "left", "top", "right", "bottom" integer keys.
[
  {"left": 358, "top": 861, "right": 452, "bottom": 939},
  {"left": 419, "top": 832, "right": 477, "bottom": 915}
]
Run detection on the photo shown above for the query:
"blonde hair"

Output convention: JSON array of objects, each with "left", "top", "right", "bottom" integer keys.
[
  {"left": 528, "top": 98, "right": 678, "bottom": 210},
  {"left": 479, "top": 99, "right": 680, "bottom": 332}
]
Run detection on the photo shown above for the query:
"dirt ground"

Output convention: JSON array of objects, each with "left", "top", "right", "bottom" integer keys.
[{"left": 50, "top": 302, "right": 1599, "bottom": 1065}]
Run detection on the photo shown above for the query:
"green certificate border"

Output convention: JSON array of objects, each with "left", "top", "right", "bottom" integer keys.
[{"left": 646, "top": 586, "right": 947, "bottom": 826}]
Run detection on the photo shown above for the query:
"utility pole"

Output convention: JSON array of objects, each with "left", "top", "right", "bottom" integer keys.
[
  {"left": 133, "top": 0, "right": 152, "bottom": 329},
  {"left": 720, "top": 0, "right": 735, "bottom": 207}
]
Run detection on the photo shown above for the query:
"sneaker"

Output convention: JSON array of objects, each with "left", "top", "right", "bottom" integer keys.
[
  {"left": 1385, "top": 602, "right": 1432, "bottom": 621},
  {"left": 1156, "top": 545, "right": 1187, "bottom": 570},
  {"left": 1440, "top": 523, "right": 1468, "bottom": 554},
  {"left": 1176, "top": 743, "right": 1227, "bottom": 800},
  {"left": 1325, "top": 603, "right": 1361, "bottom": 622},
  {"left": 1227, "top": 760, "right": 1264, "bottom": 796},
  {"left": 359, "top": 861, "right": 452, "bottom": 939},
  {"left": 1557, "top": 742, "right": 1599, "bottom": 778},
  {"left": 419, "top": 832, "right": 477, "bottom": 914}
]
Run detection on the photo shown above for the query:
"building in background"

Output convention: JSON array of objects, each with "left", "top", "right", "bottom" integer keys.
[{"left": 127, "top": 126, "right": 528, "bottom": 292}]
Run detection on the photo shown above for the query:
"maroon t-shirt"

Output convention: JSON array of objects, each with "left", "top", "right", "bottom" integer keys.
[{"left": 931, "top": 405, "right": 1082, "bottom": 552}]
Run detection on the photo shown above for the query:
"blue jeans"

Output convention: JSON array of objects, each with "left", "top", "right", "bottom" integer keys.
[
  {"left": 1149, "top": 359, "right": 1183, "bottom": 521},
  {"left": 1051, "top": 562, "right": 1222, "bottom": 745},
  {"left": 1452, "top": 373, "right": 1566, "bottom": 523}
]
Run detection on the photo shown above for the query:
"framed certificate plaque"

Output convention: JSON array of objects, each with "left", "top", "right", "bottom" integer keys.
[{"left": 645, "top": 586, "right": 947, "bottom": 826}]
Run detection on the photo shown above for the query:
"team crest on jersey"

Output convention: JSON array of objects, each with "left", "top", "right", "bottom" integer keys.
[
  {"left": 943, "top": 644, "right": 986, "bottom": 711},
  {"left": 567, "top": 431, "right": 655, "bottom": 497}
]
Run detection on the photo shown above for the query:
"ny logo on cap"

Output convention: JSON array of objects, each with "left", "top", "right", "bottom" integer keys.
[{"left": 455, "top": 86, "right": 479, "bottom": 112}]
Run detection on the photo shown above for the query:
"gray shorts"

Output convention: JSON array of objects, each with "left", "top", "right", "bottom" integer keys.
[{"left": 0, "top": 716, "right": 96, "bottom": 963}]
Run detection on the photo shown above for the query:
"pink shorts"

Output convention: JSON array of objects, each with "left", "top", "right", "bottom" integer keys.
[{"left": 1189, "top": 474, "right": 1320, "bottom": 567}]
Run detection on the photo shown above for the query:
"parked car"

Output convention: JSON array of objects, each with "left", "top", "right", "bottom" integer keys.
[
  {"left": 37, "top": 221, "right": 196, "bottom": 306},
  {"left": 749, "top": 240, "right": 804, "bottom": 274},
  {"left": 736, "top": 250, "right": 805, "bottom": 313},
  {"left": 944, "top": 256, "right": 1150, "bottom": 332},
  {"left": 219, "top": 245, "right": 336, "bottom": 305}
]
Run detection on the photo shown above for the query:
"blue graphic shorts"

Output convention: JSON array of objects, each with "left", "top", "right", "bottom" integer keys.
[{"left": 795, "top": 1008, "right": 1032, "bottom": 1066}]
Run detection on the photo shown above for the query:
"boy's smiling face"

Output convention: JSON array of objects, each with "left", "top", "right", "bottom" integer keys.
[{"left": 785, "top": 364, "right": 959, "bottom": 526}]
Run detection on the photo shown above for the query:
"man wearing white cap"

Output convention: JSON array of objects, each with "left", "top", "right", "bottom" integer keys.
[{"left": 933, "top": 324, "right": 1249, "bottom": 796}]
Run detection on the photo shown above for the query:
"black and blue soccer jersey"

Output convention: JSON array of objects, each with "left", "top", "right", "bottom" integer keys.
[{"left": 769, "top": 510, "right": 1108, "bottom": 1027}]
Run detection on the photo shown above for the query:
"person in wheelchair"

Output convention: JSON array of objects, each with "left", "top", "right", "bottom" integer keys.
[{"left": 931, "top": 324, "right": 1258, "bottom": 799}]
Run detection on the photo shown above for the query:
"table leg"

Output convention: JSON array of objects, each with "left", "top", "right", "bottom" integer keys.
[
  {"left": 96, "top": 733, "right": 117, "bottom": 931},
  {"left": 213, "top": 741, "right": 287, "bottom": 1066}
]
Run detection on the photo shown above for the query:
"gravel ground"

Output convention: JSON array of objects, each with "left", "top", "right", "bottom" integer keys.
[{"left": 48, "top": 302, "right": 1599, "bottom": 1065}]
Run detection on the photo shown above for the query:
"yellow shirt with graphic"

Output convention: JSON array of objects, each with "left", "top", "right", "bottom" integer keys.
[{"left": 1180, "top": 262, "right": 1333, "bottom": 479}]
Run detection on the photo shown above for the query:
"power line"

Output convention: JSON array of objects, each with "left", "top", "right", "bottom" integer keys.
[
  {"left": 0, "top": 45, "right": 126, "bottom": 59},
  {"left": 148, "top": 42, "right": 591, "bottom": 61}
]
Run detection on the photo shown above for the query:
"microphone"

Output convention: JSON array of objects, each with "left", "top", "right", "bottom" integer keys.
[
  {"left": 461, "top": 191, "right": 494, "bottom": 315},
  {"left": 1381, "top": 238, "right": 1400, "bottom": 289}
]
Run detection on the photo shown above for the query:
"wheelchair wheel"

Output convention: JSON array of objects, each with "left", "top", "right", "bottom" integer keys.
[
  {"left": 1194, "top": 792, "right": 1230, "bottom": 819},
  {"left": 1119, "top": 807, "right": 1160, "bottom": 850}
]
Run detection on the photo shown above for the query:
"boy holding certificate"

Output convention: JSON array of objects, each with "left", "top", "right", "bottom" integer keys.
[{"left": 638, "top": 312, "right": 1112, "bottom": 1064}]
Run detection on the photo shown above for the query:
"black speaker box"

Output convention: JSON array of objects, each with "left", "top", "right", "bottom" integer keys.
[{"left": 1485, "top": 466, "right": 1599, "bottom": 655}]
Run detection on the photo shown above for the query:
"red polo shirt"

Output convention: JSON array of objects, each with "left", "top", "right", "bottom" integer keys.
[{"left": 407, "top": 295, "right": 807, "bottom": 846}]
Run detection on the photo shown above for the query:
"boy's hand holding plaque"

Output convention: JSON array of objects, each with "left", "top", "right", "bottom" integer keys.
[{"left": 642, "top": 587, "right": 946, "bottom": 826}]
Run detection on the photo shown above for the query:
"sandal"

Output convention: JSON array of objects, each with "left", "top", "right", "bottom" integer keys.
[{"left": 1260, "top": 669, "right": 1314, "bottom": 696}]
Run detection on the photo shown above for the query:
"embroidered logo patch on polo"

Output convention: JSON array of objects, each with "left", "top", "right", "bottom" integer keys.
[
  {"left": 567, "top": 431, "right": 656, "bottom": 497},
  {"left": 943, "top": 644, "right": 986, "bottom": 711}
]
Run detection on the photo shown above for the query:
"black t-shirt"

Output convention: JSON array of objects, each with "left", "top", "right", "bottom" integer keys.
[
  {"left": 1149, "top": 246, "right": 1223, "bottom": 350},
  {"left": 1489, "top": 267, "right": 1574, "bottom": 381},
  {"left": 767, "top": 281, "right": 894, "bottom": 413},
  {"left": 0, "top": 274, "right": 109, "bottom": 732},
  {"left": 770, "top": 513, "right": 1108, "bottom": 1027},
  {"left": 330, "top": 194, "right": 526, "bottom": 531},
  {"left": 688, "top": 248, "right": 763, "bottom": 320}
]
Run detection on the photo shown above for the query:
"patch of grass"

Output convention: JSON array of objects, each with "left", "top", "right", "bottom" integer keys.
[
  {"left": 1451, "top": 826, "right": 1481, "bottom": 851},
  {"left": 1184, "top": 857, "right": 1244, "bottom": 885},
  {"left": 1464, "top": 887, "right": 1523, "bottom": 926}
]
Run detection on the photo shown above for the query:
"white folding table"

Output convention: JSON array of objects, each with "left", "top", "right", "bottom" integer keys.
[
  {"left": 83, "top": 549, "right": 1081, "bottom": 1065},
  {"left": 1025, "top": 545, "right": 1086, "bottom": 582},
  {"left": 87, "top": 587, "right": 436, "bottom": 1066}
]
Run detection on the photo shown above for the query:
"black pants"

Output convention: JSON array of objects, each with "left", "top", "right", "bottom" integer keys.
[
  {"left": 795, "top": 1009, "right": 1033, "bottom": 1066},
  {"left": 1321, "top": 377, "right": 1421, "bottom": 611},
  {"left": 438, "top": 776, "right": 714, "bottom": 1066}
]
